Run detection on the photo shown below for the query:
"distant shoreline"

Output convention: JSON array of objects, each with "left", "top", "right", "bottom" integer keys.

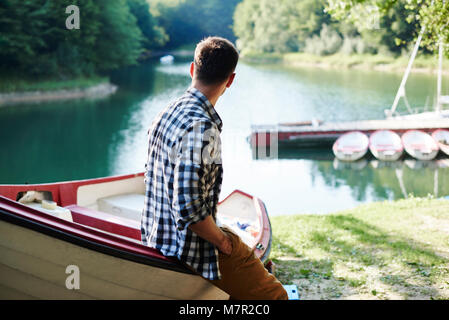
[
  {"left": 242, "top": 52, "right": 449, "bottom": 75},
  {"left": 140, "top": 49, "right": 195, "bottom": 60},
  {"left": 0, "top": 82, "right": 118, "bottom": 106}
]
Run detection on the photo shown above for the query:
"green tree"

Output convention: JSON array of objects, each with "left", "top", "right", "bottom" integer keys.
[
  {"left": 233, "top": 0, "right": 337, "bottom": 54},
  {"left": 286, "top": 0, "right": 335, "bottom": 50},
  {"left": 326, "top": 0, "right": 449, "bottom": 56},
  {"left": 149, "top": 0, "right": 241, "bottom": 49},
  {"left": 0, "top": 0, "right": 152, "bottom": 78},
  {"left": 0, "top": 0, "right": 53, "bottom": 73},
  {"left": 127, "top": 0, "right": 168, "bottom": 49},
  {"left": 234, "top": 0, "right": 298, "bottom": 53},
  {"left": 88, "top": 0, "right": 143, "bottom": 71}
]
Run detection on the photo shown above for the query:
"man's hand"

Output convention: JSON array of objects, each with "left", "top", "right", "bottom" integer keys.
[
  {"left": 217, "top": 232, "right": 233, "bottom": 256},
  {"left": 188, "top": 215, "right": 233, "bottom": 256}
]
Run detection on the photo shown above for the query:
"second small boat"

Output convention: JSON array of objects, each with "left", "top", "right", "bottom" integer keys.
[
  {"left": 369, "top": 130, "right": 404, "bottom": 161},
  {"left": 332, "top": 131, "right": 369, "bottom": 162},
  {"left": 401, "top": 130, "right": 439, "bottom": 160}
]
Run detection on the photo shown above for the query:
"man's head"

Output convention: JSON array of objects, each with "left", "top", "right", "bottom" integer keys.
[{"left": 190, "top": 37, "right": 239, "bottom": 95}]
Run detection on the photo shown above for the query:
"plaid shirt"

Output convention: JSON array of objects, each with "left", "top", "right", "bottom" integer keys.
[{"left": 141, "top": 87, "right": 223, "bottom": 280}]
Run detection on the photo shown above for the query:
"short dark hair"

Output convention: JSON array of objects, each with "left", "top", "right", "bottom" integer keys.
[{"left": 194, "top": 36, "right": 239, "bottom": 85}]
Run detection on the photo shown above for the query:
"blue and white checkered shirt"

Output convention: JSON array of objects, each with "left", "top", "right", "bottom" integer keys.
[{"left": 141, "top": 87, "right": 223, "bottom": 280}]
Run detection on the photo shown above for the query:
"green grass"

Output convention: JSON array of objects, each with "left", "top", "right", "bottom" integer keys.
[
  {"left": 242, "top": 52, "right": 448, "bottom": 73},
  {"left": 270, "top": 197, "right": 449, "bottom": 300},
  {"left": 0, "top": 75, "right": 109, "bottom": 93}
]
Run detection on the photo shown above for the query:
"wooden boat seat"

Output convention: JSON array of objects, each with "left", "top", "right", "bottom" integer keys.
[
  {"left": 66, "top": 204, "right": 141, "bottom": 241},
  {"left": 96, "top": 193, "right": 144, "bottom": 222}
]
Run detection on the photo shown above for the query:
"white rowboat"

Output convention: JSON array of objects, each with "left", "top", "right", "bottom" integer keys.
[
  {"left": 332, "top": 131, "right": 369, "bottom": 162},
  {"left": 401, "top": 130, "right": 439, "bottom": 161},
  {"left": 369, "top": 130, "right": 404, "bottom": 161}
]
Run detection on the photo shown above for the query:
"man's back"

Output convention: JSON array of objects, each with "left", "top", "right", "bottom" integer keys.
[{"left": 141, "top": 87, "right": 223, "bottom": 280}]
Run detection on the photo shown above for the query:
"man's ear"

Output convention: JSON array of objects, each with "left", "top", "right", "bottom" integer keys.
[
  {"left": 190, "top": 62, "right": 195, "bottom": 79},
  {"left": 226, "top": 73, "right": 236, "bottom": 88}
]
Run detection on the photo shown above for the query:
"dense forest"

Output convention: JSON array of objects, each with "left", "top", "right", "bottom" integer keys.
[
  {"left": 233, "top": 0, "right": 448, "bottom": 56},
  {"left": 0, "top": 0, "right": 447, "bottom": 82},
  {"left": 0, "top": 0, "right": 240, "bottom": 79}
]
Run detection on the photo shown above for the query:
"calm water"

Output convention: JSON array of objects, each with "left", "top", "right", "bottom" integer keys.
[{"left": 1, "top": 57, "right": 448, "bottom": 215}]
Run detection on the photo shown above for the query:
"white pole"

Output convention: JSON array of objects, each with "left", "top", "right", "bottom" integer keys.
[
  {"left": 389, "top": 26, "right": 425, "bottom": 117},
  {"left": 388, "top": 0, "right": 438, "bottom": 117},
  {"left": 436, "top": 39, "right": 443, "bottom": 113},
  {"left": 436, "top": 0, "right": 446, "bottom": 113}
]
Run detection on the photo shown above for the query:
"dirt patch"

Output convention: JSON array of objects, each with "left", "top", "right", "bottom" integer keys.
[{"left": 275, "top": 256, "right": 449, "bottom": 300}]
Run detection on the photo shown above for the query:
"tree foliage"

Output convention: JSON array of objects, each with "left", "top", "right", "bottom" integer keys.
[
  {"left": 0, "top": 0, "right": 166, "bottom": 77},
  {"left": 233, "top": 0, "right": 300, "bottom": 53},
  {"left": 233, "top": 0, "right": 447, "bottom": 56},
  {"left": 127, "top": 0, "right": 168, "bottom": 50},
  {"left": 326, "top": 0, "right": 449, "bottom": 55},
  {"left": 234, "top": 0, "right": 344, "bottom": 54},
  {"left": 148, "top": 0, "right": 241, "bottom": 49}
]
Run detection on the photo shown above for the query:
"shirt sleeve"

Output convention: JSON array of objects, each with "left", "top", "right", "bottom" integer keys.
[{"left": 172, "top": 120, "right": 221, "bottom": 230}]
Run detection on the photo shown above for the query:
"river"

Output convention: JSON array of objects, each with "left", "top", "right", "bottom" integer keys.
[{"left": 0, "top": 56, "right": 448, "bottom": 215}]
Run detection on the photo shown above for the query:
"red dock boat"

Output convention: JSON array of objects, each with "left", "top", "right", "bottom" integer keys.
[{"left": 250, "top": 119, "right": 449, "bottom": 148}]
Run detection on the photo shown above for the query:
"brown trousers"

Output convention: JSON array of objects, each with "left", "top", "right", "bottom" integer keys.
[{"left": 207, "top": 228, "right": 288, "bottom": 300}]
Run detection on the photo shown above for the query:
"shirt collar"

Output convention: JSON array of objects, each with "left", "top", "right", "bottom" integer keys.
[{"left": 187, "top": 87, "right": 223, "bottom": 132}]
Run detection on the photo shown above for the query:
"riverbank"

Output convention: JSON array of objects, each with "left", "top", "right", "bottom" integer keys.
[
  {"left": 0, "top": 76, "right": 117, "bottom": 106},
  {"left": 242, "top": 52, "right": 449, "bottom": 74},
  {"left": 271, "top": 197, "right": 449, "bottom": 300}
]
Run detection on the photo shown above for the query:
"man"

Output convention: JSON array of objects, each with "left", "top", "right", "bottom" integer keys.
[{"left": 141, "top": 36, "right": 287, "bottom": 300}]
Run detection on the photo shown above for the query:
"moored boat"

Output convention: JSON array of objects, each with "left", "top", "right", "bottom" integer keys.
[
  {"left": 432, "top": 129, "right": 449, "bottom": 156},
  {"left": 0, "top": 173, "right": 272, "bottom": 300},
  {"left": 369, "top": 130, "right": 404, "bottom": 161},
  {"left": 401, "top": 130, "right": 439, "bottom": 161},
  {"left": 160, "top": 55, "right": 174, "bottom": 64},
  {"left": 332, "top": 131, "right": 369, "bottom": 162}
]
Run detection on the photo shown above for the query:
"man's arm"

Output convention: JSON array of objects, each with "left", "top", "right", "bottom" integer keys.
[
  {"left": 173, "top": 120, "right": 231, "bottom": 255},
  {"left": 188, "top": 215, "right": 232, "bottom": 255}
]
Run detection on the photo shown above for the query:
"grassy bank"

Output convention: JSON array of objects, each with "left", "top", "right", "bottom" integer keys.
[
  {"left": 0, "top": 75, "right": 110, "bottom": 94},
  {"left": 242, "top": 52, "right": 449, "bottom": 74},
  {"left": 270, "top": 197, "right": 449, "bottom": 300}
]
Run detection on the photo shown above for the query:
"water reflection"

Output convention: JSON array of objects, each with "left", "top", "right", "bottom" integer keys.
[{"left": 251, "top": 144, "right": 449, "bottom": 205}]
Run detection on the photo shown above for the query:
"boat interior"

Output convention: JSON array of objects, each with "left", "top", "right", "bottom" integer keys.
[{"left": 1, "top": 173, "right": 266, "bottom": 257}]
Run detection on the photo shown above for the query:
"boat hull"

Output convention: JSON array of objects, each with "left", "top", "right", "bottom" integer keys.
[
  {"left": 370, "top": 149, "right": 403, "bottom": 161},
  {"left": 403, "top": 148, "right": 439, "bottom": 161},
  {"left": 0, "top": 217, "right": 227, "bottom": 300},
  {"left": 439, "top": 144, "right": 449, "bottom": 156},
  {"left": 332, "top": 131, "right": 369, "bottom": 162},
  {"left": 432, "top": 129, "right": 449, "bottom": 156},
  {"left": 402, "top": 130, "right": 439, "bottom": 161},
  {"left": 333, "top": 149, "right": 367, "bottom": 161},
  {"left": 369, "top": 130, "right": 404, "bottom": 161}
]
